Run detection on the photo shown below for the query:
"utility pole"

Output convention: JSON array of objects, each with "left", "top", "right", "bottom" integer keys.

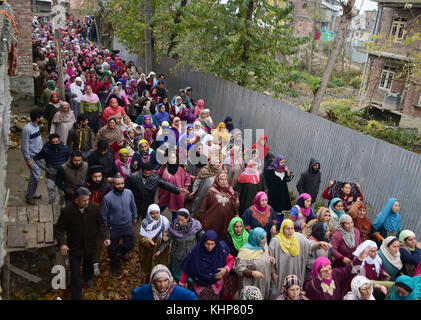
[
  {"left": 144, "top": 0, "right": 153, "bottom": 74},
  {"left": 51, "top": 0, "right": 65, "bottom": 100}
]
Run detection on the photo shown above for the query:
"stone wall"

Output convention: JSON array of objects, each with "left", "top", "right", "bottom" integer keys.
[
  {"left": 0, "top": 2, "right": 14, "bottom": 299},
  {"left": 9, "top": 0, "right": 35, "bottom": 107}
]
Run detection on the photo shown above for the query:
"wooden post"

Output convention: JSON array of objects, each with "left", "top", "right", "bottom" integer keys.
[
  {"left": 52, "top": 0, "right": 66, "bottom": 100},
  {"left": 144, "top": 0, "right": 153, "bottom": 74}
]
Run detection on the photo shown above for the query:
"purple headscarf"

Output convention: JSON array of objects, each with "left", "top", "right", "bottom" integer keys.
[
  {"left": 267, "top": 155, "right": 285, "bottom": 173},
  {"left": 142, "top": 115, "right": 154, "bottom": 128}
]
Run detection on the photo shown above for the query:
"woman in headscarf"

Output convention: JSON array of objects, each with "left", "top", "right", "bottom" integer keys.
[
  {"left": 115, "top": 148, "right": 132, "bottom": 179},
  {"left": 125, "top": 79, "right": 138, "bottom": 105},
  {"left": 200, "top": 171, "right": 239, "bottom": 238},
  {"left": 180, "top": 107, "right": 197, "bottom": 125},
  {"left": 139, "top": 204, "right": 171, "bottom": 283},
  {"left": 399, "top": 230, "right": 421, "bottom": 277},
  {"left": 99, "top": 74, "right": 112, "bottom": 112},
  {"left": 234, "top": 159, "right": 267, "bottom": 216},
  {"left": 193, "top": 120, "right": 206, "bottom": 139},
  {"left": 145, "top": 71, "right": 156, "bottom": 91},
  {"left": 289, "top": 193, "right": 316, "bottom": 232},
  {"left": 121, "top": 115, "right": 140, "bottom": 133},
  {"left": 276, "top": 274, "right": 309, "bottom": 300},
  {"left": 306, "top": 222, "right": 334, "bottom": 279},
  {"left": 185, "top": 87, "right": 196, "bottom": 107},
  {"left": 234, "top": 227, "right": 274, "bottom": 300},
  {"left": 102, "top": 97, "right": 127, "bottom": 125},
  {"left": 96, "top": 117, "right": 124, "bottom": 156},
  {"left": 50, "top": 102, "right": 76, "bottom": 144},
  {"left": 156, "top": 209, "right": 203, "bottom": 284},
  {"left": 157, "top": 151, "right": 191, "bottom": 221},
  {"left": 194, "top": 99, "right": 205, "bottom": 118},
  {"left": 371, "top": 198, "right": 401, "bottom": 246},
  {"left": 224, "top": 116, "right": 235, "bottom": 133},
  {"left": 251, "top": 134, "right": 270, "bottom": 158},
  {"left": 348, "top": 200, "right": 372, "bottom": 242},
  {"left": 388, "top": 274, "right": 421, "bottom": 300},
  {"left": 80, "top": 84, "right": 101, "bottom": 133},
  {"left": 263, "top": 155, "right": 293, "bottom": 213},
  {"left": 105, "top": 86, "right": 126, "bottom": 110},
  {"left": 212, "top": 122, "right": 230, "bottom": 147},
  {"left": 149, "top": 86, "right": 160, "bottom": 105},
  {"left": 241, "top": 192, "right": 281, "bottom": 243},
  {"left": 302, "top": 207, "right": 333, "bottom": 238},
  {"left": 69, "top": 76, "right": 84, "bottom": 119},
  {"left": 269, "top": 219, "right": 331, "bottom": 299},
  {"left": 33, "top": 63, "right": 47, "bottom": 105},
  {"left": 186, "top": 144, "right": 208, "bottom": 192},
  {"left": 86, "top": 72, "right": 100, "bottom": 94},
  {"left": 170, "top": 117, "right": 182, "bottom": 143},
  {"left": 123, "top": 128, "right": 138, "bottom": 156},
  {"left": 223, "top": 131, "right": 245, "bottom": 188},
  {"left": 328, "top": 198, "right": 345, "bottom": 230},
  {"left": 303, "top": 251, "right": 367, "bottom": 300},
  {"left": 131, "top": 139, "right": 160, "bottom": 172},
  {"left": 137, "top": 73, "right": 147, "bottom": 97},
  {"left": 200, "top": 134, "right": 215, "bottom": 160},
  {"left": 179, "top": 230, "right": 234, "bottom": 300},
  {"left": 154, "top": 103, "right": 170, "bottom": 125},
  {"left": 40, "top": 79, "right": 59, "bottom": 109},
  {"left": 322, "top": 181, "right": 364, "bottom": 212},
  {"left": 353, "top": 240, "right": 390, "bottom": 281},
  {"left": 378, "top": 236, "right": 402, "bottom": 281},
  {"left": 343, "top": 275, "right": 376, "bottom": 300},
  {"left": 331, "top": 214, "right": 361, "bottom": 268},
  {"left": 131, "top": 264, "right": 198, "bottom": 300},
  {"left": 198, "top": 109, "right": 214, "bottom": 134},
  {"left": 44, "top": 92, "right": 61, "bottom": 132},
  {"left": 141, "top": 115, "right": 158, "bottom": 147},
  {"left": 135, "top": 102, "right": 160, "bottom": 128}
]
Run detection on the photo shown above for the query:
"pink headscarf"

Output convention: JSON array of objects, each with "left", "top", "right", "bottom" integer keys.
[
  {"left": 296, "top": 193, "right": 312, "bottom": 217},
  {"left": 252, "top": 191, "right": 269, "bottom": 214},
  {"left": 195, "top": 99, "right": 204, "bottom": 117},
  {"left": 311, "top": 257, "right": 333, "bottom": 285}
]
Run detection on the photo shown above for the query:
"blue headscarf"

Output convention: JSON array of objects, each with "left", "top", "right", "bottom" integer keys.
[
  {"left": 154, "top": 103, "right": 170, "bottom": 124},
  {"left": 224, "top": 116, "right": 234, "bottom": 132},
  {"left": 329, "top": 198, "right": 345, "bottom": 220},
  {"left": 390, "top": 275, "right": 421, "bottom": 300},
  {"left": 371, "top": 198, "right": 400, "bottom": 233},
  {"left": 180, "top": 230, "right": 230, "bottom": 287},
  {"left": 242, "top": 227, "right": 267, "bottom": 251}
]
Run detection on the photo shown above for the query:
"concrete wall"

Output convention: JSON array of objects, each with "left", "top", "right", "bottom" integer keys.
[
  {"left": 0, "top": 2, "right": 14, "bottom": 299},
  {"left": 9, "top": 0, "right": 35, "bottom": 107}
]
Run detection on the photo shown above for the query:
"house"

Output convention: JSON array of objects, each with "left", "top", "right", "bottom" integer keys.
[{"left": 358, "top": 0, "right": 421, "bottom": 126}]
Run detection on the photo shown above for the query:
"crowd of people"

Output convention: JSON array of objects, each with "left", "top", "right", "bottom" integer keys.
[{"left": 22, "top": 15, "right": 421, "bottom": 301}]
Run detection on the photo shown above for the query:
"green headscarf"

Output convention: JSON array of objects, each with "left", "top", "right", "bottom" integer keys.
[
  {"left": 228, "top": 217, "right": 249, "bottom": 251},
  {"left": 47, "top": 80, "right": 56, "bottom": 90},
  {"left": 399, "top": 230, "right": 416, "bottom": 252}
]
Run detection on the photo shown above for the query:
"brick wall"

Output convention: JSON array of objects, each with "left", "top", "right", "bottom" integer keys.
[{"left": 9, "top": 0, "right": 35, "bottom": 106}]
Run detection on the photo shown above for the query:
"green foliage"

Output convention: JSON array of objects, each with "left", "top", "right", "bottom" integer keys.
[
  {"left": 299, "top": 71, "right": 321, "bottom": 95},
  {"left": 105, "top": 0, "right": 309, "bottom": 96}
]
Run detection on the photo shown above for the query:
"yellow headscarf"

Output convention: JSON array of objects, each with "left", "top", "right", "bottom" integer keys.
[{"left": 275, "top": 219, "right": 300, "bottom": 257}]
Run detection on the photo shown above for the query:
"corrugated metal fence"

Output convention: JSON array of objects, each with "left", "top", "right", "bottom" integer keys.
[{"left": 153, "top": 55, "right": 421, "bottom": 238}]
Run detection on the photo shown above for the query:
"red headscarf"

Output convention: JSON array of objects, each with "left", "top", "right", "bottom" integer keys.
[
  {"left": 237, "top": 160, "right": 260, "bottom": 184},
  {"left": 49, "top": 92, "right": 60, "bottom": 103},
  {"left": 252, "top": 191, "right": 269, "bottom": 214},
  {"left": 212, "top": 172, "right": 236, "bottom": 199},
  {"left": 251, "top": 134, "right": 270, "bottom": 157}
]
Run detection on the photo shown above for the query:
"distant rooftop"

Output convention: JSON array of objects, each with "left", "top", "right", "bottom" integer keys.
[{"left": 372, "top": 0, "right": 421, "bottom": 6}]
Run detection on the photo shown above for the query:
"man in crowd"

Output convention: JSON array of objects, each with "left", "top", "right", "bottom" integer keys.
[
  {"left": 54, "top": 187, "right": 110, "bottom": 300},
  {"left": 21, "top": 109, "right": 44, "bottom": 205},
  {"left": 296, "top": 158, "right": 321, "bottom": 205},
  {"left": 33, "top": 133, "right": 70, "bottom": 204},
  {"left": 101, "top": 175, "right": 138, "bottom": 276},
  {"left": 66, "top": 114, "right": 95, "bottom": 160},
  {"left": 56, "top": 150, "right": 88, "bottom": 204},
  {"left": 87, "top": 140, "right": 118, "bottom": 180}
]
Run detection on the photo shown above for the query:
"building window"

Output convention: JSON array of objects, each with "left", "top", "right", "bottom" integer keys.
[
  {"left": 390, "top": 17, "right": 407, "bottom": 42},
  {"left": 379, "top": 66, "right": 396, "bottom": 91}
]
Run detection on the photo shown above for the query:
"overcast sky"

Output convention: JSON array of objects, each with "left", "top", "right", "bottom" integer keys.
[{"left": 355, "top": 0, "right": 378, "bottom": 11}]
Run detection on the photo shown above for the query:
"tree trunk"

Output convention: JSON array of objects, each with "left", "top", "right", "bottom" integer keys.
[
  {"left": 341, "top": 42, "right": 345, "bottom": 77},
  {"left": 167, "top": 0, "right": 188, "bottom": 57},
  {"left": 144, "top": 0, "right": 153, "bottom": 74},
  {"left": 239, "top": 0, "right": 254, "bottom": 86},
  {"left": 310, "top": 1, "right": 355, "bottom": 115}
]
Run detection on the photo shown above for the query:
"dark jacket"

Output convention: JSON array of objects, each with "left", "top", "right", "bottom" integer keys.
[
  {"left": 130, "top": 149, "right": 160, "bottom": 172},
  {"left": 87, "top": 148, "right": 118, "bottom": 178},
  {"left": 263, "top": 168, "right": 293, "bottom": 213},
  {"left": 81, "top": 178, "right": 112, "bottom": 207},
  {"left": 66, "top": 123, "right": 95, "bottom": 152},
  {"left": 125, "top": 171, "right": 180, "bottom": 219},
  {"left": 54, "top": 202, "right": 110, "bottom": 256},
  {"left": 34, "top": 142, "right": 71, "bottom": 178},
  {"left": 56, "top": 160, "right": 89, "bottom": 200},
  {"left": 296, "top": 157, "right": 321, "bottom": 204}
]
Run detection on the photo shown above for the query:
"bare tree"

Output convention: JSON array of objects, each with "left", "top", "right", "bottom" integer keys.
[{"left": 310, "top": 0, "right": 357, "bottom": 115}]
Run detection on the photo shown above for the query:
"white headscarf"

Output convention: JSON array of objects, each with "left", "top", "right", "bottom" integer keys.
[
  {"left": 70, "top": 77, "right": 85, "bottom": 102},
  {"left": 380, "top": 236, "right": 403, "bottom": 270},
  {"left": 139, "top": 204, "right": 170, "bottom": 239},
  {"left": 338, "top": 214, "right": 356, "bottom": 248},
  {"left": 353, "top": 240, "right": 382, "bottom": 276},
  {"left": 344, "top": 275, "right": 375, "bottom": 300}
]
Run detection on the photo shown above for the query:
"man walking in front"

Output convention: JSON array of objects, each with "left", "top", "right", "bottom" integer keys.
[
  {"left": 21, "top": 109, "right": 44, "bottom": 205},
  {"left": 54, "top": 187, "right": 110, "bottom": 300},
  {"left": 102, "top": 175, "right": 138, "bottom": 276}
]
